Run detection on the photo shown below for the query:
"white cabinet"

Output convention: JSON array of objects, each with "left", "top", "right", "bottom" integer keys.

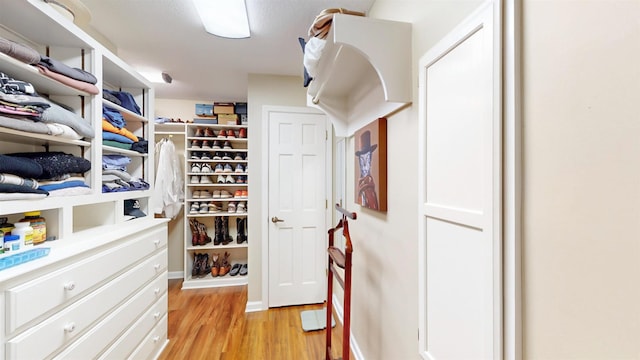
[
  {"left": 0, "top": 220, "right": 168, "bottom": 360},
  {"left": 0, "top": 1, "right": 167, "bottom": 359},
  {"left": 305, "top": 14, "right": 412, "bottom": 136}
]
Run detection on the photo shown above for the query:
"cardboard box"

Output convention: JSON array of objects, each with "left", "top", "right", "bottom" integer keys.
[{"left": 213, "top": 102, "right": 235, "bottom": 114}]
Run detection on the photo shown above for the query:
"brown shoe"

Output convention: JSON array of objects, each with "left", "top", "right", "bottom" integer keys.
[
  {"left": 219, "top": 252, "right": 231, "bottom": 276},
  {"left": 211, "top": 253, "right": 220, "bottom": 277}
]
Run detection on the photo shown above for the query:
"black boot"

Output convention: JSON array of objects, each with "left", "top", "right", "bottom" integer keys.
[
  {"left": 236, "top": 218, "right": 247, "bottom": 244},
  {"left": 222, "top": 217, "right": 233, "bottom": 245},
  {"left": 214, "top": 216, "right": 223, "bottom": 245}
]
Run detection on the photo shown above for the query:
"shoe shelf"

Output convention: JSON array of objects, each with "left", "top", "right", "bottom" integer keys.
[{"left": 182, "top": 116, "right": 249, "bottom": 289}]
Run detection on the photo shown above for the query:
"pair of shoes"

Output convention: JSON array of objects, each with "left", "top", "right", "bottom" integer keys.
[
  {"left": 233, "top": 153, "right": 244, "bottom": 160},
  {"left": 217, "top": 129, "right": 228, "bottom": 138},
  {"left": 189, "top": 202, "right": 199, "bottom": 214},
  {"left": 200, "top": 175, "right": 213, "bottom": 184},
  {"left": 228, "top": 202, "right": 236, "bottom": 213},
  {"left": 222, "top": 152, "right": 233, "bottom": 160},
  {"left": 192, "top": 253, "right": 211, "bottom": 277},
  {"left": 212, "top": 140, "right": 222, "bottom": 149},
  {"left": 223, "top": 164, "right": 233, "bottom": 173},
  {"left": 235, "top": 164, "right": 245, "bottom": 173},
  {"left": 191, "top": 140, "right": 202, "bottom": 148},
  {"left": 218, "top": 252, "right": 231, "bottom": 276},
  {"left": 200, "top": 163, "right": 213, "bottom": 173},
  {"left": 236, "top": 176, "right": 248, "bottom": 184},
  {"left": 233, "top": 190, "right": 248, "bottom": 198},
  {"left": 190, "top": 218, "right": 212, "bottom": 246},
  {"left": 227, "top": 130, "right": 237, "bottom": 139},
  {"left": 237, "top": 202, "right": 247, "bottom": 213},
  {"left": 238, "top": 128, "right": 247, "bottom": 138},
  {"left": 229, "top": 263, "right": 242, "bottom": 276},
  {"left": 204, "top": 127, "right": 215, "bottom": 137},
  {"left": 223, "top": 141, "right": 233, "bottom": 149}
]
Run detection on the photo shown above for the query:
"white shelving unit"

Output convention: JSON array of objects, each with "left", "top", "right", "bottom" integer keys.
[
  {"left": 182, "top": 122, "right": 249, "bottom": 289},
  {"left": 306, "top": 14, "right": 412, "bottom": 136},
  {"left": 0, "top": 1, "right": 167, "bottom": 359}
]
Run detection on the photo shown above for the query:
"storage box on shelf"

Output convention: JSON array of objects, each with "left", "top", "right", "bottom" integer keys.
[
  {"left": 182, "top": 122, "right": 249, "bottom": 289},
  {"left": 0, "top": 1, "right": 166, "bottom": 359}
]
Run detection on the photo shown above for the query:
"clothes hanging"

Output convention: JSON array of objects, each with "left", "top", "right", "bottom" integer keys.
[{"left": 153, "top": 137, "right": 184, "bottom": 218}]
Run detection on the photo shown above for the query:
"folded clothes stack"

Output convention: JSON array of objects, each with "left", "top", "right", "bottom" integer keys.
[
  {"left": 102, "top": 104, "right": 148, "bottom": 154},
  {"left": 101, "top": 157, "right": 150, "bottom": 193},
  {"left": 0, "top": 152, "right": 92, "bottom": 200}
]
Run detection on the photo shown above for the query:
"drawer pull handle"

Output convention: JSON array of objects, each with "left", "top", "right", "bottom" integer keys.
[
  {"left": 64, "top": 322, "right": 76, "bottom": 333},
  {"left": 64, "top": 282, "right": 76, "bottom": 291},
  {"left": 154, "top": 287, "right": 160, "bottom": 295},
  {"left": 153, "top": 335, "right": 160, "bottom": 343},
  {"left": 154, "top": 263, "right": 161, "bottom": 271},
  {"left": 154, "top": 240, "right": 160, "bottom": 247},
  {"left": 153, "top": 312, "right": 161, "bottom": 319}
]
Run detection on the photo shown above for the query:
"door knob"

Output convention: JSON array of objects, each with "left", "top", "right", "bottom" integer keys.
[{"left": 271, "top": 216, "right": 284, "bottom": 223}]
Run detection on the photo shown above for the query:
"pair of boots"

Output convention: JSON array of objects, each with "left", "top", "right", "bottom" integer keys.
[
  {"left": 214, "top": 217, "right": 233, "bottom": 245},
  {"left": 192, "top": 253, "right": 211, "bottom": 277},
  {"left": 236, "top": 218, "right": 248, "bottom": 244},
  {"left": 189, "top": 219, "right": 211, "bottom": 246}
]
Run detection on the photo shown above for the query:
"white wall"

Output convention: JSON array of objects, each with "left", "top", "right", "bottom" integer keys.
[
  {"left": 339, "top": 1, "right": 482, "bottom": 359},
  {"left": 522, "top": 1, "right": 640, "bottom": 358},
  {"left": 246, "top": 74, "right": 308, "bottom": 304}
]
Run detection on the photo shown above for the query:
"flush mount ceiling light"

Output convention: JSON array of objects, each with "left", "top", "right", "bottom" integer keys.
[{"left": 192, "top": 0, "right": 250, "bottom": 39}]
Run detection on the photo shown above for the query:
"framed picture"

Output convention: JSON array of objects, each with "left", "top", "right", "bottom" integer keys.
[{"left": 354, "top": 117, "right": 387, "bottom": 211}]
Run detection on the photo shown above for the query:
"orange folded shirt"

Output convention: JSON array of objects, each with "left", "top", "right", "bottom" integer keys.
[{"left": 102, "top": 119, "right": 138, "bottom": 142}]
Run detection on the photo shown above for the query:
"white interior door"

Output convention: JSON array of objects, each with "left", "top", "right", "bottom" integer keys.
[
  {"left": 267, "top": 107, "right": 328, "bottom": 307},
  {"left": 418, "top": 3, "right": 502, "bottom": 359}
]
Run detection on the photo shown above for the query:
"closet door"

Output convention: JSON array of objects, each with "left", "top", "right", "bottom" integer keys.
[{"left": 418, "top": 3, "right": 502, "bottom": 359}]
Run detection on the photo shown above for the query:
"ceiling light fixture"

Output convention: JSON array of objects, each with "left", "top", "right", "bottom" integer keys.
[{"left": 192, "top": 0, "right": 250, "bottom": 39}]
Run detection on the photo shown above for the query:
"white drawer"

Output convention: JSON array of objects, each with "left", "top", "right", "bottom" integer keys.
[
  {"left": 99, "top": 295, "right": 168, "bottom": 360},
  {"left": 52, "top": 274, "right": 167, "bottom": 360},
  {"left": 6, "top": 250, "right": 167, "bottom": 360},
  {"left": 129, "top": 315, "right": 168, "bottom": 360},
  {"left": 6, "top": 227, "right": 167, "bottom": 334}
]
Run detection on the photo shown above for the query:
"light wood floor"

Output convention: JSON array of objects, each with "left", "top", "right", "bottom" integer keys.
[{"left": 158, "top": 279, "right": 351, "bottom": 360}]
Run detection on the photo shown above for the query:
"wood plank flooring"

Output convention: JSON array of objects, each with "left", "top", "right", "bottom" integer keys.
[{"left": 158, "top": 279, "right": 351, "bottom": 360}]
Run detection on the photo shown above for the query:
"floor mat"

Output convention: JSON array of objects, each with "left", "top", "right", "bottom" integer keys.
[{"left": 300, "top": 308, "right": 336, "bottom": 332}]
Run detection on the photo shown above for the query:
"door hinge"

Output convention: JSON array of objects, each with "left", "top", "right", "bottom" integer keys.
[
  {"left": 326, "top": 130, "right": 328, "bottom": 140},
  {"left": 325, "top": 199, "right": 328, "bottom": 209}
]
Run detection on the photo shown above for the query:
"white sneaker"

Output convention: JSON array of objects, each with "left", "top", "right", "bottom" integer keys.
[
  {"left": 191, "top": 163, "right": 201, "bottom": 173},
  {"left": 227, "top": 202, "right": 237, "bottom": 213},
  {"left": 190, "top": 202, "right": 199, "bottom": 214},
  {"left": 201, "top": 163, "right": 213, "bottom": 173},
  {"left": 200, "top": 175, "right": 213, "bottom": 184},
  {"left": 236, "top": 202, "right": 246, "bottom": 213},
  {"left": 190, "top": 175, "right": 200, "bottom": 184}
]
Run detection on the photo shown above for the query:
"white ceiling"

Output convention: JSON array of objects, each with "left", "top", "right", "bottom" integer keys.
[{"left": 77, "top": 0, "right": 375, "bottom": 101}]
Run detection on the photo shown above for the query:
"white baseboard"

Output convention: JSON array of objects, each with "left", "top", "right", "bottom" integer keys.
[
  {"left": 332, "top": 294, "right": 364, "bottom": 360},
  {"left": 168, "top": 271, "right": 183, "bottom": 280},
  {"left": 245, "top": 301, "right": 265, "bottom": 313}
]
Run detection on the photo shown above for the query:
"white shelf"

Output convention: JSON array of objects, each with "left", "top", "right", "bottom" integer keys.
[
  {"left": 102, "top": 145, "right": 149, "bottom": 157},
  {"left": 181, "top": 275, "right": 248, "bottom": 290},
  {"left": 0, "top": 52, "right": 90, "bottom": 96},
  {"left": 0, "top": 126, "right": 91, "bottom": 147},
  {"left": 306, "top": 14, "right": 412, "bottom": 136},
  {"left": 103, "top": 99, "right": 148, "bottom": 124}
]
